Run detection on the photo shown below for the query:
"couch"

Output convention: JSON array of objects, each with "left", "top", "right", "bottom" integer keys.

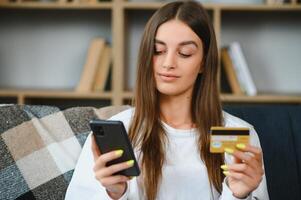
[
  {"left": 223, "top": 104, "right": 301, "bottom": 200},
  {"left": 0, "top": 104, "right": 300, "bottom": 200}
]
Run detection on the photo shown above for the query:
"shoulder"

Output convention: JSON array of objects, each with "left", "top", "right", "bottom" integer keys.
[
  {"left": 109, "top": 107, "right": 134, "bottom": 121},
  {"left": 109, "top": 107, "right": 135, "bottom": 131},
  {"left": 222, "top": 110, "right": 253, "bottom": 129}
]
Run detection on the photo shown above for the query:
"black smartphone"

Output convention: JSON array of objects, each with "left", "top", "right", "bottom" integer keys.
[{"left": 89, "top": 119, "right": 140, "bottom": 177}]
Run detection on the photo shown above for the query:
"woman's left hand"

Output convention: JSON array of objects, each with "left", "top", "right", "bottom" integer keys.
[{"left": 223, "top": 144, "right": 264, "bottom": 199}]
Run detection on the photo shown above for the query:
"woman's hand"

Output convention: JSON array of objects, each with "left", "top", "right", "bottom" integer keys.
[
  {"left": 91, "top": 135, "right": 133, "bottom": 199},
  {"left": 222, "top": 144, "right": 264, "bottom": 199}
]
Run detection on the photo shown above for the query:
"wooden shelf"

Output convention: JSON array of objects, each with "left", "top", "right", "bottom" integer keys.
[
  {"left": 122, "top": 2, "right": 301, "bottom": 11},
  {"left": 218, "top": 4, "right": 301, "bottom": 11},
  {"left": 122, "top": 91, "right": 133, "bottom": 99},
  {"left": 122, "top": 1, "right": 163, "bottom": 10},
  {"left": 121, "top": 91, "right": 301, "bottom": 104},
  {"left": 0, "top": 1, "right": 112, "bottom": 9},
  {"left": 1, "top": 89, "right": 300, "bottom": 104},
  {"left": 0, "top": 89, "right": 112, "bottom": 99},
  {"left": 122, "top": 1, "right": 215, "bottom": 10},
  {"left": 0, "top": 89, "right": 113, "bottom": 105},
  {"left": 1, "top": 1, "right": 300, "bottom": 11},
  {"left": 221, "top": 94, "right": 301, "bottom": 104}
]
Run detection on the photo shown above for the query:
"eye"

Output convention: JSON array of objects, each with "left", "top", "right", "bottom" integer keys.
[
  {"left": 179, "top": 52, "right": 192, "bottom": 58},
  {"left": 154, "top": 49, "right": 164, "bottom": 55},
  {"left": 154, "top": 44, "right": 166, "bottom": 55},
  {"left": 154, "top": 47, "right": 166, "bottom": 55},
  {"left": 178, "top": 46, "right": 195, "bottom": 58}
]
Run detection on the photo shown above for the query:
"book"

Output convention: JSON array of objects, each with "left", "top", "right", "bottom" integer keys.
[
  {"left": 221, "top": 48, "right": 244, "bottom": 95},
  {"left": 92, "top": 44, "right": 112, "bottom": 92},
  {"left": 228, "top": 42, "right": 257, "bottom": 96},
  {"left": 266, "top": 0, "right": 286, "bottom": 4},
  {"left": 76, "top": 38, "right": 105, "bottom": 92}
]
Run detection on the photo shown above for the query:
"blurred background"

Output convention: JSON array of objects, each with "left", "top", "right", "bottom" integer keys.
[{"left": 0, "top": 0, "right": 300, "bottom": 109}]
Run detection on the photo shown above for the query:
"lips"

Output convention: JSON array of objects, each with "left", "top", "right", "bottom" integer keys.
[{"left": 157, "top": 73, "right": 180, "bottom": 82}]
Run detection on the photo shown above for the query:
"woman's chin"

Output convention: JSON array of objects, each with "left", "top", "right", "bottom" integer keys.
[{"left": 157, "top": 87, "right": 187, "bottom": 97}]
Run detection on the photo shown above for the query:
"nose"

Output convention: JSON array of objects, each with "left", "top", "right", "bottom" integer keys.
[{"left": 162, "top": 50, "right": 176, "bottom": 70}]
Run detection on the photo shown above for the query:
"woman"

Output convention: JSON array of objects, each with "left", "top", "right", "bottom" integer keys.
[{"left": 66, "top": 1, "right": 269, "bottom": 199}]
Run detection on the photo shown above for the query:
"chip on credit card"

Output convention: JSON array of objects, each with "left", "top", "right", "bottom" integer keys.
[{"left": 210, "top": 127, "right": 250, "bottom": 153}]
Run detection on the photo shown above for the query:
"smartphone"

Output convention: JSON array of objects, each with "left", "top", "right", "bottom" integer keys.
[{"left": 89, "top": 119, "right": 140, "bottom": 177}]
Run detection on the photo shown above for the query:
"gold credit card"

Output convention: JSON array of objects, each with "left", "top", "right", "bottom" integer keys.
[{"left": 210, "top": 127, "right": 250, "bottom": 153}]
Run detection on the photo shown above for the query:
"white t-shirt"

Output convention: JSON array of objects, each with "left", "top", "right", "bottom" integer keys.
[{"left": 65, "top": 108, "right": 269, "bottom": 200}]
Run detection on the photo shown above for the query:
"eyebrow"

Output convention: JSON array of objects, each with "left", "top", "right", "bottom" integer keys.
[{"left": 155, "top": 39, "right": 199, "bottom": 48}]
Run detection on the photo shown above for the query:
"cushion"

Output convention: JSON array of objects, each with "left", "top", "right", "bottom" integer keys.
[
  {"left": 0, "top": 105, "right": 129, "bottom": 200},
  {"left": 224, "top": 104, "right": 301, "bottom": 200}
]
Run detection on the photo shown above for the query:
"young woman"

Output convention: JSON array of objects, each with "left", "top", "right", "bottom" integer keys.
[{"left": 66, "top": 1, "right": 269, "bottom": 199}]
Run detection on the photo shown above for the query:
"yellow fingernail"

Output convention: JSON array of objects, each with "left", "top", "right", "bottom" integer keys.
[
  {"left": 127, "top": 160, "right": 134, "bottom": 166},
  {"left": 115, "top": 150, "right": 123, "bottom": 156},
  {"left": 224, "top": 148, "right": 234, "bottom": 154},
  {"left": 221, "top": 164, "right": 228, "bottom": 170},
  {"left": 223, "top": 171, "right": 230, "bottom": 176},
  {"left": 236, "top": 143, "right": 246, "bottom": 150}
]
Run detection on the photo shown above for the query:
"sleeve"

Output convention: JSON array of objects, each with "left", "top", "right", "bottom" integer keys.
[
  {"left": 220, "top": 127, "right": 270, "bottom": 200},
  {"left": 64, "top": 133, "right": 129, "bottom": 200}
]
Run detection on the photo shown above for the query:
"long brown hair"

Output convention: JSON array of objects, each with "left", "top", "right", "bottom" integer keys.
[{"left": 128, "top": 1, "right": 224, "bottom": 199}]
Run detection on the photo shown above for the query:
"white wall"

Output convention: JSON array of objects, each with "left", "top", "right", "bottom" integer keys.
[{"left": 0, "top": 10, "right": 111, "bottom": 90}]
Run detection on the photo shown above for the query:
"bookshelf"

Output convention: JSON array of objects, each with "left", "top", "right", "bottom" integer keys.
[
  {"left": 0, "top": 0, "right": 301, "bottom": 108},
  {"left": 0, "top": 2, "right": 112, "bottom": 9}
]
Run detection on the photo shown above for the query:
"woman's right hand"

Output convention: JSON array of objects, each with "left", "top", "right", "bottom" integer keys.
[{"left": 91, "top": 135, "right": 133, "bottom": 199}]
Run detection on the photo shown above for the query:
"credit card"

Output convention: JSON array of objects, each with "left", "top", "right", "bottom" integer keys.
[{"left": 210, "top": 127, "right": 249, "bottom": 153}]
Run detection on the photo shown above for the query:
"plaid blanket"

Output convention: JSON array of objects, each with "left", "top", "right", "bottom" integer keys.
[{"left": 0, "top": 104, "right": 129, "bottom": 200}]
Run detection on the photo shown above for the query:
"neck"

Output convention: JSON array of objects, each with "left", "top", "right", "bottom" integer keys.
[{"left": 159, "top": 93, "right": 194, "bottom": 129}]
